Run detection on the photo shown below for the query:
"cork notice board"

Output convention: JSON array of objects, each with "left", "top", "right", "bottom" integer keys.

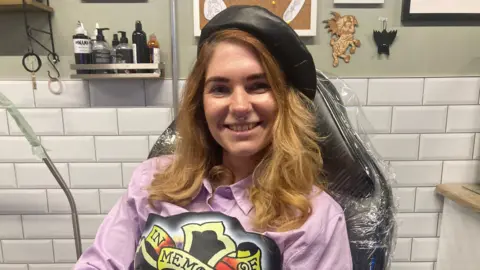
[{"left": 193, "top": 0, "right": 318, "bottom": 36}]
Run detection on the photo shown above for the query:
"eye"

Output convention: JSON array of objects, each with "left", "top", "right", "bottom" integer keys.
[
  {"left": 209, "top": 84, "right": 230, "bottom": 95},
  {"left": 247, "top": 82, "right": 271, "bottom": 93}
]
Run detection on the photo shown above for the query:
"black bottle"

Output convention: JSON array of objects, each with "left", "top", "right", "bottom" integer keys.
[
  {"left": 72, "top": 21, "right": 92, "bottom": 74},
  {"left": 132, "top": 20, "right": 148, "bottom": 68}
]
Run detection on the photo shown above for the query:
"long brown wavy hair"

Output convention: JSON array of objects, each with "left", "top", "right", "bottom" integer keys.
[{"left": 147, "top": 29, "right": 325, "bottom": 232}]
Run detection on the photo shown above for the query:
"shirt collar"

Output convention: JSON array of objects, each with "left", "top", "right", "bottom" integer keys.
[{"left": 194, "top": 175, "right": 254, "bottom": 215}]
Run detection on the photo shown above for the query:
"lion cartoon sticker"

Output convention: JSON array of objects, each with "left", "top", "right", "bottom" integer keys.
[
  {"left": 134, "top": 212, "right": 282, "bottom": 270},
  {"left": 323, "top": 11, "right": 361, "bottom": 67}
]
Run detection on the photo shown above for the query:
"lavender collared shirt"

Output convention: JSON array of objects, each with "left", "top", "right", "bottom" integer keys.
[{"left": 74, "top": 155, "right": 353, "bottom": 270}]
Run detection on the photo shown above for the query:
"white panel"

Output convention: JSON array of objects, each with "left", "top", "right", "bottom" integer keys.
[
  {"left": 53, "top": 239, "right": 94, "bottom": 263},
  {"left": 442, "top": 161, "right": 480, "bottom": 184},
  {"left": 393, "top": 238, "right": 412, "bottom": 262},
  {"left": 7, "top": 109, "right": 63, "bottom": 135},
  {"left": 411, "top": 238, "right": 439, "bottom": 262},
  {"left": 22, "top": 215, "right": 74, "bottom": 239},
  {"left": 390, "top": 262, "right": 434, "bottom": 270},
  {"left": 79, "top": 215, "right": 107, "bottom": 238},
  {"left": 0, "top": 265, "right": 28, "bottom": 270},
  {"left": 63, "top": 108, "right": 118, "bottom": 135},
  {"left": 47, "top": 189, "right": 100, "bottom": 214},
  {"left": 360, "top": 107, "right": 392, "bottom": 133},
  {"left": 40, "top": 136, "right": 96, "bottom": 162},
  {"left": 392, "top": 106, "right": 447, "bottom": 133},
  {"left": 396, "top": 213, "right": 438, "bottom": 237},
  {"left": 0, "top": 215, "right": 23, "bottom": 239},
  {"left": 446, "top": 106, "right": 480, "bottom": 132},
  {"left": 332, "top": 78, "right": 368, "bottom": 105},
  {"left": 69, "top": 163, "right": 123, "bottom": 188},
  {"left": 367, "top": 78, "right": 424, "bottom": 105},
  {"left": 410, "top": 0, "right": 480, "bottom": 14},
  {"left": 2, "top": 240, "right": 54, "bottom": 263},
  {"left": 368, "top": 134, "right": 419, "bottom": 160},
  {"left": 0, "top": 81, "right": 35, "bottom": 107},
  {"left": 117, "top": 107, "right": 172, "bottom": 135},
  {"left": 89, "top": 80, "right": 146, "bottom": 107},
  {"left": 95, "top": 136, "right": 149, "bottom": 162},
  {"left": 145, "top": 80, "right": 173, "bottom": 107},
  {"left": 29, "top": 264, "right": 74, "bottom": 270},
  {"left": 0, "top": 164, "right": 16, "bottom": 188},
  {"left": 474, "top": 133, "right": 480, "bottom": 159},
  {"left": 34, "top": 81, "right": 90, "bottom": 107},
  {"left": 419, "top": 134, "right": 474, "bottom": 160},
  {"left": 0, "top": 190, "right": 48, "bottom": 214},
  {"left": 0, "top": 137, "right": 41, "bottom": 162},
  {"left": 15, "top": 163, "right": 69, "bottom": 188},
  {"left": 415, "top": 187, "right": 443, "bottom": 212},
  {"left": 392, "top": 188, "right": 416, "bottom": 212},
  {"left": 423, "top": 77, "right": 480, "bottom": 105},
  {"left": 390, "top": 161, "right": 442, "bottom": 187}
]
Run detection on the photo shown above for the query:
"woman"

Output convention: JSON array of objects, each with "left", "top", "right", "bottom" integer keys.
[{"left": 74, "top": 5, "right": 352, "bottom": 270}]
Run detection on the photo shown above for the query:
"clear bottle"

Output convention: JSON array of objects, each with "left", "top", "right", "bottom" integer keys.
[
  {"left": 147, "top": 33, "right": 160, "bottom": 74},
  {"left": 92, "top": 28, "right": 111, "bottom": 74},
  {"left": 116, "top": 31, "right": 134, "bottom": 74}
]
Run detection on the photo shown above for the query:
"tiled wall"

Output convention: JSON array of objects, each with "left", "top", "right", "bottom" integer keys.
[{"left": 0, "top": 77, "right": 479, "bottom": 270}]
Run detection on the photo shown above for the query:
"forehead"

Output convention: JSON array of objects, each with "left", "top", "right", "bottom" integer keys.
[{"left": 205, "top": 42, "right": 265, "bottom": 79}]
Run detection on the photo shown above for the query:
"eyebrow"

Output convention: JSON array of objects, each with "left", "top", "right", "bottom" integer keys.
[{"left": 205, "top": 73, "right": 266, "bottom": 85}]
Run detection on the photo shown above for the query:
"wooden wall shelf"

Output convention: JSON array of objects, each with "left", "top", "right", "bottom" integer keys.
[
  {"left": 0, "top": 0, "right": 54, "bottom": 13},
  {"left": 436, "top": 184, "right": 480, "bottom": 212}
]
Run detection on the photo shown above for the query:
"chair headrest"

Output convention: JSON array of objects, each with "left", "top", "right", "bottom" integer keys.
[{"left": 198, "top": 5, "right": 317, "bottom": 100}]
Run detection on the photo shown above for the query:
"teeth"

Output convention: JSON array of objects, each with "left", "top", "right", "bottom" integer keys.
[{"left": 228, "top": 123, "right": 257, "bottom": 132}]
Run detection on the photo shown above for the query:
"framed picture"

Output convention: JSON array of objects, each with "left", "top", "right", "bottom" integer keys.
[
  {"left": 402, "top": 0, "right": 480, "bottom": 22},
  {"left": 333, "top": 0, "right": 383, "bottom": 3},
  {"left": 193, "top": 0, "right": 318, "bottom": 36}
]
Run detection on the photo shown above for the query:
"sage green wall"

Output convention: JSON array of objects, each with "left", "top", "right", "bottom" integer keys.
[{"left": 1, "top": 0, "right": 480, "bottom": 80}]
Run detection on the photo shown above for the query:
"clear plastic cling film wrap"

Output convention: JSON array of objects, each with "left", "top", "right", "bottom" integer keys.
[
  {"left": 0, "top": 92, "right": 46, "bottom": 159},
  {"left": 147, "top": 70, "right": 398, "bottom": 270},
  {"left": 315, "top": 70, "right": 398, "bottom": 270}
]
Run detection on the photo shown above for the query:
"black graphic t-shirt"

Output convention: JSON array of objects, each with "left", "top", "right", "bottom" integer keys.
[{"left": 133, "top": 212, "right": 282, "bottom": 270}]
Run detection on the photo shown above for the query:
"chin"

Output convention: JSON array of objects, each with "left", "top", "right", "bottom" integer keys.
[{"left": 224, "top": 142, "right": 268, "bottom": 158}]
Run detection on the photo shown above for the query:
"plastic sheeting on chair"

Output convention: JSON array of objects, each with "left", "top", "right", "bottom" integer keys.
[{"left": 148, "top": 70, "right": 398, "bottom": 270}]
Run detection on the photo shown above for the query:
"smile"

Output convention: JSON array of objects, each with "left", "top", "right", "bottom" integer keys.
[{"left": 225, "top": 122, "right": 261, "bottom": 132}]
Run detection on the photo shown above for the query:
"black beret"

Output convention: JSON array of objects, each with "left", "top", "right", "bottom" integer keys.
[{"left": 198, "top": 5, "right": 316, "bottom": 100}]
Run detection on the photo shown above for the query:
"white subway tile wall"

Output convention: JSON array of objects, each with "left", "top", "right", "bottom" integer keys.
[{"left": 0, "top": 77, "right": 478, "bottom": 269}]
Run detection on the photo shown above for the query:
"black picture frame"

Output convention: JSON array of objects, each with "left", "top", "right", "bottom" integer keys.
[{"left": 401, "top": 0, "right": 480, "bottom": 22}]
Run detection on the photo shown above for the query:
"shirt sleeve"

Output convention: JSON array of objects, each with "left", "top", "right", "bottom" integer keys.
[
  {"left": 284, "top": 213, "right": 353, "bottom": 270},
  {"left": 73, "top": 160, "right": 154, "bottom": 270}
]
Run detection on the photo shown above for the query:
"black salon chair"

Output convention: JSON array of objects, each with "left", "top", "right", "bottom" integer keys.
[{"left": 148, "top": 70, "right": 396, "bottom": 270}]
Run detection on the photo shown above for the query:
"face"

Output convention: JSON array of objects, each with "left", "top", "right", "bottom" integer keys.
[{"left": 203, "top": 42, "right": 277, "bottom": 160}]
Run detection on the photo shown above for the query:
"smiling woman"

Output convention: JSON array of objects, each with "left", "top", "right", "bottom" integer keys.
[{"left": 73, "top": 5, "right": 353, "bottom": 270}]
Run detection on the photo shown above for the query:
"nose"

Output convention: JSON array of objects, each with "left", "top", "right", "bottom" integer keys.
[{"left": 230, "top": 86, "right": 251, "bottom": 119}]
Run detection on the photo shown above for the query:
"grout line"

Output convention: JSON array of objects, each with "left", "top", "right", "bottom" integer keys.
[
  {"left": 421, "top": 78, "right": 426, "bottom": 105},
  {"left": 98, "top": 188, "right": 102, "bottom": 214},
  {"left": 115, "top": 109, "right": 120, "bottom": 135},
  {"left": 60, "top": 108, "right": 66, "bottom": 135},
  {"left": 20, "top": 215, "right": 25, "bottom": 239},
  {"left": 389, "top": 106, "right": 394, "bottom": 133},
  {"left": 0, "top": 240, "right": 4, "bottom": 263},
  {"left": 51, "top": 238, "right": 56, "bottom": 264},
  {"left": 413, "top": 187, "right": 418, "bottom": 212}
]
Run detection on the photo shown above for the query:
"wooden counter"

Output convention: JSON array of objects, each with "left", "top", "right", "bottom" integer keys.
[{"left": 435, "top": 184, "right": 480, "bottom": 212}]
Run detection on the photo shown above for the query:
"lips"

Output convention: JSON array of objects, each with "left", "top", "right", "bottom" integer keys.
[{"left": 225, "top": 122, "right": 261, "bottom": 132}]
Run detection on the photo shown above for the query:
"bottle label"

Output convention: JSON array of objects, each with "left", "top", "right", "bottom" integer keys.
[
  {"left": 150, "top": 48, "right": 160, "bottom": 64},
  {"left": 132, "top": 44, "right": 137, "bottom": 64},
  {"left": 93, "top": 50, "right": 111, "bottom": 64},
  {"left": 73, "top": 38, "right": 92, "bottom": 54}
]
